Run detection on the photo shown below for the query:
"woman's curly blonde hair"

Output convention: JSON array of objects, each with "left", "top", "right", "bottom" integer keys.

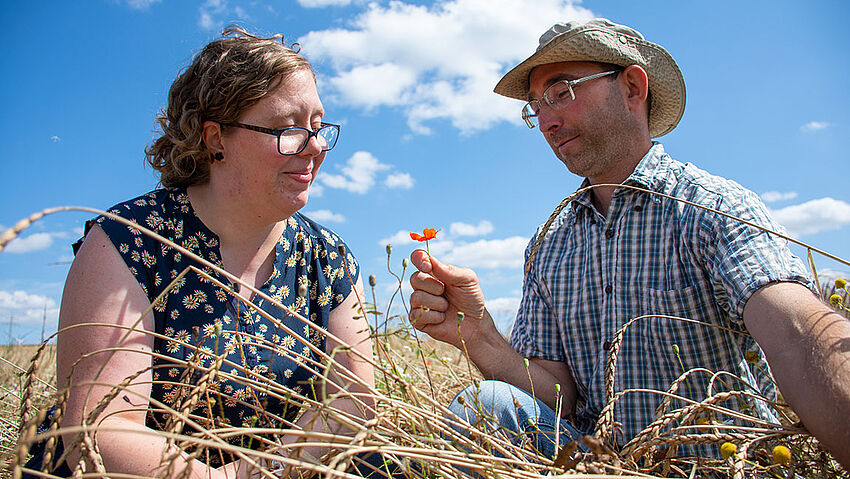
[{"left": 145, "top": 26, "right": 313, "bottom": 187}]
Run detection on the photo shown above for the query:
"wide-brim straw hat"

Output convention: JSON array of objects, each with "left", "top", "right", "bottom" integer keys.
[{"left": 494, "top": 18, "right": 686, "bottom": 138}]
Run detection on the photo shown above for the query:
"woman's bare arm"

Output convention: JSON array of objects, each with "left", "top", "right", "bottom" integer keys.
[{"left": 57, "top": 224, "right": 247, "bottom": 478}]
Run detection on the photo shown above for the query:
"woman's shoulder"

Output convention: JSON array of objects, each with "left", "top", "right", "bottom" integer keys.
[
  {"left": 288, "top": 212, "right": 348, "bottom": 251},
  {"left": 99, "top": 188, "right": 188, "bottom": 221},
  {"left": 286, "top": 212, "right": 359, "bottom": 294},
  {"left": 73, "top": 188, "right": 188, "bottom": 254}
]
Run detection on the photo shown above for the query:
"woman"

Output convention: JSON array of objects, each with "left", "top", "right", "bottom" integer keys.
[{"left": 30, "top": 27, "right": 376, "bottom": 477}]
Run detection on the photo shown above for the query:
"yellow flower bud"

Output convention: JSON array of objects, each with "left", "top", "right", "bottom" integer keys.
[
  {"left": 456, "top": 311, "right": 464, "bottom": 323},
  {"left": 772, "top": 445, "right": 791, "bottom": 465},
  {"left": 695, "top": 417, "right": 710, "bottom": 426},
  {"left": 402, "top": 258, "right": 409, "bottom": 268},
  {"left": 836, "top": 278, "right": 847, "bottom": 290},
  {"left": 368, "top": 274, "right": 377, "bottom": 287},
  {"left": 385, "top": 244, "right": 392, "bottom": 255},
  {"left": 745, "top": 351, "right": 759, "bottom": 363},
  {"left": 672, "top": 344, "right": 680, "bottom": 355},
  {"left": 830, "top": 294, "right": 842, "bottom": 307},
  {"left": 720, "top": 442, "right": 737, "bottom": 459}
]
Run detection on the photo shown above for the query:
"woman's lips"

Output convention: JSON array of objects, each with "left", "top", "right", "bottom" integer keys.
[{"left": 284, "top": 169, "right": 313, "bottom": 183}]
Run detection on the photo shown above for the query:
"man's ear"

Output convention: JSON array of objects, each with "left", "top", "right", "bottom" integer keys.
[
  {"left": 201, "top": 121, "right": 224, "bottom": 156},
  {"left": 620, "top": 65, "right": 650, "bottom": 112}
]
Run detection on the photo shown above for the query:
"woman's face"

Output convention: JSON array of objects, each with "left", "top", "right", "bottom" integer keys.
[{"left": 215, "top": 69, "right": 327, "bottom": 222}]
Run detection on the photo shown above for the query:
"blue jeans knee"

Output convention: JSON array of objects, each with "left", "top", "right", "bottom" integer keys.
[{"left": 447, "top": 380, "right": 584, "bottom": 459}]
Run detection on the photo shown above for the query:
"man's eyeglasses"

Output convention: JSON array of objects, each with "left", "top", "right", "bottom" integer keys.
[
  {"left": 222, "top": 122, "right": 340, "bottom": 155},
  {"left": 521, "top": 70, "right": 620, "bottom": 128}
]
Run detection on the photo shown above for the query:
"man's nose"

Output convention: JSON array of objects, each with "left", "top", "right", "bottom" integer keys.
[{"left": 537, "top": 103, "right": 563, "bottom": 134}]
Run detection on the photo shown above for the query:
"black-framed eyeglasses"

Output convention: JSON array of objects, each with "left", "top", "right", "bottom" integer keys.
[
  {"left": 222, "top": 122, "right": 340, "bottom": 155},
  {"left": 521, "top": 70, "right": 620, "bottom": 129}
]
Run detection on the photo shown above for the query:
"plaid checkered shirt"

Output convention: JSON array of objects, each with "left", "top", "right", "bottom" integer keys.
[{"left": 510, "top": 142, "right": 811, "bottom": 447}]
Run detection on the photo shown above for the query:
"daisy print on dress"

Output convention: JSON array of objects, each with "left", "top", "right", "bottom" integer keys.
[{"left": 81, "top": 189, "right": 360, "bottom": 439}]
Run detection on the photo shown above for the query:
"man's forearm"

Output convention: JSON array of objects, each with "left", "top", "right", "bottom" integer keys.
[
  {"left": 744, "top": 282, "right": 850, "bottom": 468},
  {"left": 467, "top": 311, "right": 577, "bottom": 417}
]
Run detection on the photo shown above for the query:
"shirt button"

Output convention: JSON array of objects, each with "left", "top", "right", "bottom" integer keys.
[
  {"left": 633, "top": 204, "right": 643, "bottom": 212},
  {"left": 605, "top": 228, "right": 615, "bottom": 238},
  {"left": 602, "top": 340, "right": 611, "bottom": 350},
  {"left": 605, "top": 284, "right": 613, "bottom": 294}
]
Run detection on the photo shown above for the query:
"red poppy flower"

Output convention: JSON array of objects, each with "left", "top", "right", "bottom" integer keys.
[{"left": 410, "top": 228, "right": 440, "bottom": 242}]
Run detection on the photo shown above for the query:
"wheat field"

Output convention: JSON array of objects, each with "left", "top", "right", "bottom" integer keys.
[{"left": 1, "top": 200, "right": 848, "bottom": 478}]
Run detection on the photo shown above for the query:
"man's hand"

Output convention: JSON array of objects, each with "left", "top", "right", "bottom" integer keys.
[
  {"left": 408, "top": 249, "right": 579, "bottom": 415},
  {"left": 408, "top": 250, "right": 495, "bottom": 351}
]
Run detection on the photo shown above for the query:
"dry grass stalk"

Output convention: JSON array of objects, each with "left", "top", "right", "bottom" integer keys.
[{"left": 1, "top": 206, "right": 848, "bottom": 478}]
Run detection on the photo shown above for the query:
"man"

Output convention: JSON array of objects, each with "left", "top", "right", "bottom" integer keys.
[{"left": 408, "top": 18, "right": 850, "bottom": 466}]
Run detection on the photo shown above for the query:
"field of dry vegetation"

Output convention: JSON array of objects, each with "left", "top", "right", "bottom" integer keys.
[{"left": 2, "top": 201, "right": 849, "bottom": 478}]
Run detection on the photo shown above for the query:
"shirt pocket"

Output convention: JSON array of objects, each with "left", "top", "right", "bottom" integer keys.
[
  {"left": 640, "top": 284, "right": 707, "bottom": 320},
  {"left": 629, "top": 285, "right": 734, "bottom": 383}
]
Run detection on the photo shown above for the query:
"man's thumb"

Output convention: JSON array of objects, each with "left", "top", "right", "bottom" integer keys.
[{"left": 427, "top": 255, "right": 464, "bottom": 285}]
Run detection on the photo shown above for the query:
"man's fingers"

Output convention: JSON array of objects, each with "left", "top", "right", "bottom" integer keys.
[
  {"left": 409, "top": 251, "right": 477, "bottom": 287},
  {"left": 410, "top": 250, "right": 432, "bottom": 273},
  {"left": 408, "top": 307, "right": 445, "bottom": 329},
  {"left": 410, "top": 289, "right": 448, "bottom": 312},
  {"left": 409, "top": 271, "right": 445, "bottom": 296}
]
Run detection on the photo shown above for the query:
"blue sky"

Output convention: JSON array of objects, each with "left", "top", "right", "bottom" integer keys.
[{"left": 1, "top": 0, "right": 849, "bottom": 344}]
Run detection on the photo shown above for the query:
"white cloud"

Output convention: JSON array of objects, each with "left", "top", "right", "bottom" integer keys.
[
  {"left": 385, "top": 172, "right": 414, "bottom": 189},
  {"left": 330, "top": 63, "right": 417, "bottom": 109},
  {"left": 198, "top": 0, "right": 227, "bottom": 29},
  {"left": 486, "top": 296, "right": 521, "bottom": 312},
  {"left": 0, "top": 290, "right": 59, "bottom": 325},
  {"left": 761, "top": 191, "right": 798, "bottom": 203},
  {"left": 379, "top": 229, "right": 416, "bottom": 247},
  {"left": 800, "top": 121, "right": 830, "bottom": 133},
  {"left": 300, "top": 0, "right": 594, "bottom": 134},
  {"left": 771, "top": 197, "right": 850, "bottom": 237},
  {"left": 319, "top": 151, "right": 390, "bottom": 194},
  {"left": 304, "top": 209, "right": 346, "bottom": 223},
  {"left": 4, "top": 233, "right": 54, "bottom": 254},
  {"left": 50, "top": 135, "right": 61, "bottom": 142},
  {"left": 450, "top": 220, "right": 493, "bottom": 237},
  {"left": 378, "top": 228, "right": 526, "bottom": 270},
  {"left": 233, "top": 5, "right": 250, "bottom": 19},
  {"left": 125, "top": 0, "right": 161, "bottom": 9},
  {"left": 298, "top": 0, "right": 352, "bottom": 7},
  {"left": 309, "top": 182, "right": 324, "bottom": 197},
  {"left": 441, "top": 236, "right": 528, "bottom": 269},
  {"left": 486, "top": 296, "right": 520, "bottom": 334},
  {"left": 817, "top": 269, "right": 850, "bottom": 293}
]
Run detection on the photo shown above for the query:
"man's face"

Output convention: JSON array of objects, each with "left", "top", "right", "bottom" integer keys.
[{"left": 528, "top": 61, "right": 635, "bottom": 183}]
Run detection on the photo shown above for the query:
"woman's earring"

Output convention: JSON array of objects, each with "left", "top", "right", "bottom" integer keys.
[{"left": 213, "top": 152, "right": 224, "bottom": 161}]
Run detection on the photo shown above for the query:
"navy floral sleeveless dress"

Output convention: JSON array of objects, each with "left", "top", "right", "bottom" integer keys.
[
  {"left": 82, "top": 187, "right": 359, "bottom": 438},
  {"left": 26, "top": 188, "right": 363, "bottom": 473}
]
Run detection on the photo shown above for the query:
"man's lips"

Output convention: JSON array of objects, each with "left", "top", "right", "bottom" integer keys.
[{"left": 553, "top": 135, "right": 578, "bottom": 151}]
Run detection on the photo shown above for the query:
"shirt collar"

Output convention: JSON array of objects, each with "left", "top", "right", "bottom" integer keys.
[
  {"left": 571, "top": 141, "right": 669, "bottom": 212},
  {"left": 623, "top": 141, "right": 669, "bottom": 192}
]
